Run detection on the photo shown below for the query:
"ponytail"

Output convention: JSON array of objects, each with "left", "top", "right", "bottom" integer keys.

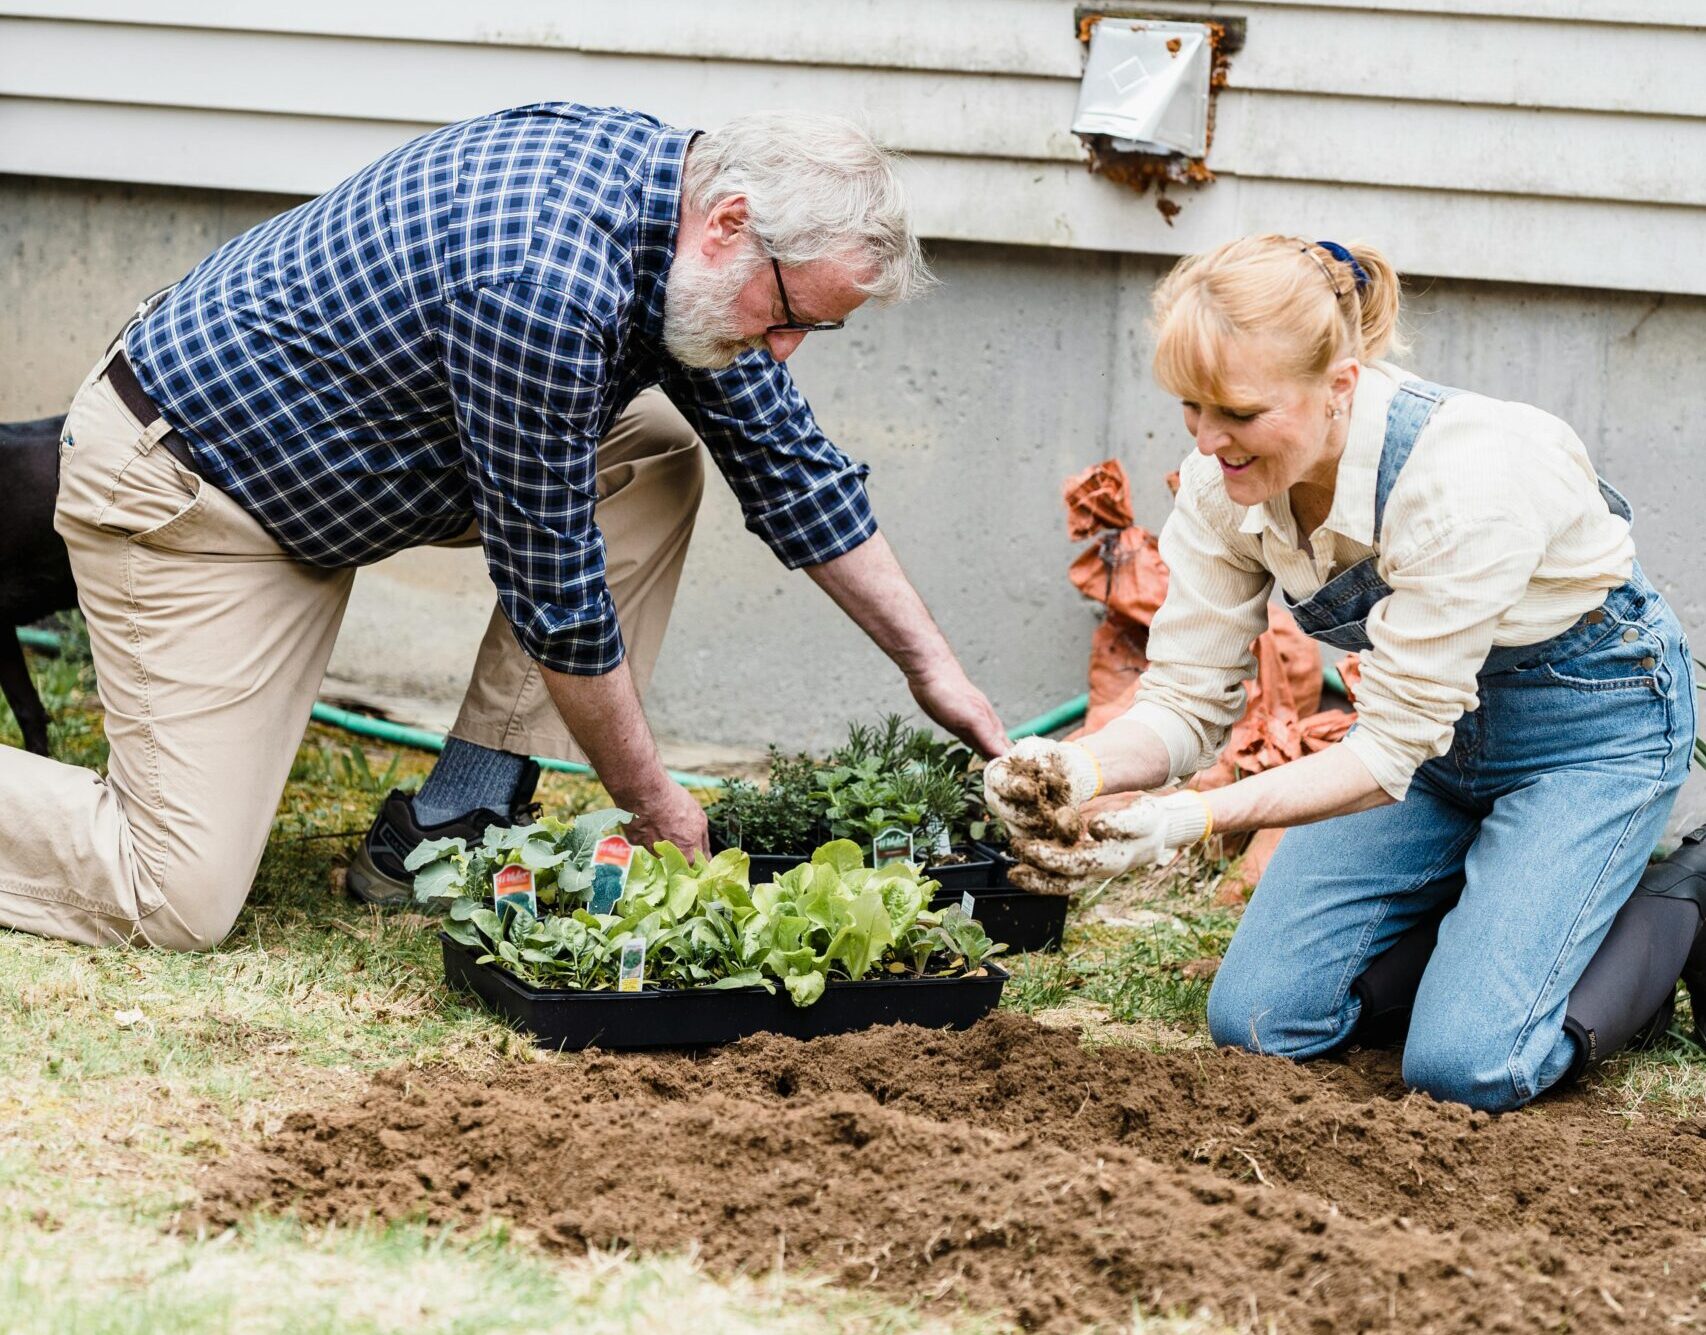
[{"left": 1344, "top": 242, "right": 1406, "bottom": 361}]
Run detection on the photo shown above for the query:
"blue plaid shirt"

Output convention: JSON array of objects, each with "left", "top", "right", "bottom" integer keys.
[{"left": 126, "top": 103, "right": 877, "bottom": 674}]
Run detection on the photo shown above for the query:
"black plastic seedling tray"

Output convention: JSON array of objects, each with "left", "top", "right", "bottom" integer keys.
[
  {"left": 972, "top": 840, "right": 1014, "bottom": 888},
  {"left": 929, "top": 886, "right": 1067, "bottom": 953},
  {"left": 441, "top": 933, "right": 1008, "bottom": 1050}
]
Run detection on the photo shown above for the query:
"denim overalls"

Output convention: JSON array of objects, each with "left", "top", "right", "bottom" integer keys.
[{"left": 1206, "top": 379, "right": 1696, "bottom": 1112}]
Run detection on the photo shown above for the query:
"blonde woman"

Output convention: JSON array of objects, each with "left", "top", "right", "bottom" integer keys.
[{"left": 987, "top": 235, "right": 1696, "bottom": 1112}]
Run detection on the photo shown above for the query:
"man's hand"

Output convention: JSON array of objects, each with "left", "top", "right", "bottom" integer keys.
[
  {"left": 620, "top": 779, "right": 710, "bottom": 857},
  {"left": 908, "top": 660, "right": 1010, "bottom": 759},
  {"left": 539, "top": 660, "right": 708, "bottom": 856},
  {"left": 1007, "top": 792, "right": 1212, "bottom": 895},
  {"left": 983, "top": 737, "right": 1103, "bottom": 841}
]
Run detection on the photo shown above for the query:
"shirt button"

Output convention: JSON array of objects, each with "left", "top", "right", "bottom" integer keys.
[
  {"left": 1641, "top": 656, "right": 1657, "bottom": 669},
  {"left": 1622, "top": 628, "right": 1640, "bottom": 643},
  {"left": 1586, "top": 610, "right": 1606, "bottom": 624}
]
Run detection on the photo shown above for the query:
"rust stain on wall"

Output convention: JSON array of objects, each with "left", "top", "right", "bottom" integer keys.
[{"left": 1073, "top": 9, "right": 1242, "bottom": 225}]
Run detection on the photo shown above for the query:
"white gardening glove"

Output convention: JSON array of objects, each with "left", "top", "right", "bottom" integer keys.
[
  {"left": 1008, "top": 792, "right": 1213, "bottom": 896},
  {"left": 983, "top": 737, "right": 1103, "bottom": 843}
]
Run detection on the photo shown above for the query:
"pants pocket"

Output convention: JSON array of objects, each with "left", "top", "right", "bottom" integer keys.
[
  {"left": 1541, "top": 613, "right": 1666, "bottom": 694},
  {"left": 54, "top": 376, "right": 204, "bottom": 541},
  {"left": 120, "top": 451, "right": 207, "bottom": 549}
]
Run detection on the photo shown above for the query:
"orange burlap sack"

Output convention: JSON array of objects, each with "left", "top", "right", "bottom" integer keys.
[{"left": 1060, "top": 460, "right": 1361, "bottom": 893}]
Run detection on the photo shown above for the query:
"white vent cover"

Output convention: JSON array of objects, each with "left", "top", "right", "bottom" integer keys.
[{"left": 1071, "top": 18, "right": 1214, "bottom": 158}]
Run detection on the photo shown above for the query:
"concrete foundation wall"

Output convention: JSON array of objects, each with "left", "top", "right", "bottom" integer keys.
[{"left": 4, "top": 174, "right": 1702, "bottom": 763}]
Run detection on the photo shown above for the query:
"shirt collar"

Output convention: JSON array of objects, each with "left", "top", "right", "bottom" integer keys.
[
  {"left": 632, "top": 126, "right": 698, "bottom": 344},
  {"left": 1234, "top": 360, "right": 1408, "bottom": 547}
]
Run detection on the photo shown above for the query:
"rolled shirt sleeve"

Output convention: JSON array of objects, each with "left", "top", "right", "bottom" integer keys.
[
  {"left": 1123, "top": 455, "right": 1275, "bottom": 784},
  {"left": 443, "top": 280, "right": 625, "bottom": 675},
  {"left": 661, "top": 354, "right": 878, "bottom": 569}
]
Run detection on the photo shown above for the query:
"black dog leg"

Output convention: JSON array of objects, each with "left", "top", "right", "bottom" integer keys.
[{"left": 0, "top": 628, "right": 52, "bottom": 756}]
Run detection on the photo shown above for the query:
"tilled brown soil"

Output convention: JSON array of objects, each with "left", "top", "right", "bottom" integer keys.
[{"left": 195, "top": 1015, "right": 1706, "bottom": 1332}]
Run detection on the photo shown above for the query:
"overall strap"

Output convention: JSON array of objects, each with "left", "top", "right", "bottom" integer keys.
[{"left": 1372, "top": 379, "right": 1460, "bottom": 545}]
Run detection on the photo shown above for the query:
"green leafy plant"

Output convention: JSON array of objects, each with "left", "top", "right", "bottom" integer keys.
[
  {"left": 818, "top": 714, "right": 990, "bottom": 854},
  {"left": 706, "top": 748, "right": 822, "bottom": 856},
  {"left": 705, "top": 715, "right": 1003, "bottom": 863},
  {"left": 427, "top": 833, "right": 1005, "bottom": 1007},
  {"left": 405, "top": 807, "right": 631, "bottom": 908}
]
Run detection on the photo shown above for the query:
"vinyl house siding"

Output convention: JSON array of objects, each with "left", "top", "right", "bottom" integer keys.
[{"left": 1, "top": 1, "right": 1699, "bottom": 293}]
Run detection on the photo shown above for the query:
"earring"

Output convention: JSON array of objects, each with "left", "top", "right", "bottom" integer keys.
[{"left": 1330, "top": 406, "right": 1343, "bottom": 419}]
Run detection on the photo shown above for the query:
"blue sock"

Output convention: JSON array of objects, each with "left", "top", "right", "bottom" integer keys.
[{"left": 412, "top": 738, "right": 531, "bottom": 826}]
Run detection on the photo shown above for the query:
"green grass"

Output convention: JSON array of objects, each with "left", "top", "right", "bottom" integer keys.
[
  {"left": 0, "top": 620, "right": 1687, "bottom": 1332},
  {"left": 999, "top": 852, "right": 1241, "bottom": 1050},
  {"left": 0, "top": 1207, "right": 1012, "bottom": 1335},
  {"left": 0, "top": 629, "right": 1019, "bottom": 1334}
]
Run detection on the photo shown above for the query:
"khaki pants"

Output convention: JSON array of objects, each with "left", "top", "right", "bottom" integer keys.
[{"left": 0, "top": 357, "right": 702, "bottom": 950}]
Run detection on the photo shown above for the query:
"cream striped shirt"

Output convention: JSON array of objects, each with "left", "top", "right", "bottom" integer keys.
[{"left": 1124, "top": 361, "right": 1636, "bottom": 800}]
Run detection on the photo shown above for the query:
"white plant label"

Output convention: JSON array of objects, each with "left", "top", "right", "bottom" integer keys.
[{"left": 618, "top": 936, "right": 645, "bottom": 993}]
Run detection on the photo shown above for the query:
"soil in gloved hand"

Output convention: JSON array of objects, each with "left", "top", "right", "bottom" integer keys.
[{"left": 997, "top": 755, "right": 1085, "bottom": 845}]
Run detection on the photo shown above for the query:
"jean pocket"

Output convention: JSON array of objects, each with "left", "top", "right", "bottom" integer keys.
[
  {"left": 102, "top": 444, "right": 206, "bottom": 546},
  {"left": 1540, "top": 615, "right": 1666, "bottom": 693}
]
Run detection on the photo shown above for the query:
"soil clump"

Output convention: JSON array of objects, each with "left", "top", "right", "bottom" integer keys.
[
  {"left": 196, "top": 1014, "right": 1706, "bottom": 1332},
  {"left": 998, "top": 756, "right": 1083, "bottom": 845}
]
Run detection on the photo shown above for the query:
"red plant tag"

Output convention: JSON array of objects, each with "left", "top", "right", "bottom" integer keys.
[
  {"left": 589, "top": 835, "right": 634, "bottom": 913},
  {"left": 493, "top": 864, "right": 536, "bottom": 919}
]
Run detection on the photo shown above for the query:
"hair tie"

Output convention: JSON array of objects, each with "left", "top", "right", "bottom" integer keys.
[{"left": 1315, "top": 240, "right": 1371, "bottom": 294}]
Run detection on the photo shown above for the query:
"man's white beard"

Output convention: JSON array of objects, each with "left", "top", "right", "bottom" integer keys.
[{"left": 663, "top": 249, "right": 766, "bottom": 370}]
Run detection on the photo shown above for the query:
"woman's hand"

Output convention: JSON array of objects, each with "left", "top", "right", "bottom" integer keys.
[
  {"left": 1008, "top": 792, "right": 1213, "bottom": 895},
  {"left": 983, "top": 738, "right": 1103, "bottom": 841}
]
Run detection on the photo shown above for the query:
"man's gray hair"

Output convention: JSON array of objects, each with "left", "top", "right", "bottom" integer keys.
[{"left": 682, "top": 112, "right": 933, "bottom": 303}]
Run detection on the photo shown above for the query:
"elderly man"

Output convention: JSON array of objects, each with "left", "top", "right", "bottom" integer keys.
[{"left": 2, "top": 102, "right": 1006, "bottom": 948}]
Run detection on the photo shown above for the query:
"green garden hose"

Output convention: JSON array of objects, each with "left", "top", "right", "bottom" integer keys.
[{"left": 16, "top": 625, "right": 1094, "bottom": 788}]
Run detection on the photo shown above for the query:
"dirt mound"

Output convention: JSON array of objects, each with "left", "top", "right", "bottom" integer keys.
[{"left": 197, "top": 1014, "right": 1706, "bottom": 1332}]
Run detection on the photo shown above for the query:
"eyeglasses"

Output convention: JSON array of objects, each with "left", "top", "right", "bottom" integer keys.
[{"left": 765, "top": 258, "right": 846, "bottom": 334}]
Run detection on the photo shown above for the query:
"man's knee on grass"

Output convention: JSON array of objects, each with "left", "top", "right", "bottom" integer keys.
[{"left": 137, "top": 894, "right": 244, "bottom": 953}]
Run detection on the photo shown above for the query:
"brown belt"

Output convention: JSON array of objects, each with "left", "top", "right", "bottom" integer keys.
[{"left": 105, "top": 347, "right": 201, "bottom": 477}]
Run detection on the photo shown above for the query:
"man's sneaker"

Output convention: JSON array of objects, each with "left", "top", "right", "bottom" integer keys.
[{"left": 346, "top": 789, "right": 515, "bottom": 907}]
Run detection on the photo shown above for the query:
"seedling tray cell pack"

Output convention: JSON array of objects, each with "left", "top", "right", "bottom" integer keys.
[
  {"left": 931, "top": 886, "right": 1066, "bottom": 953},
  {"left": 442, "top": 934, "right": 1008, "bottom": 1050}
]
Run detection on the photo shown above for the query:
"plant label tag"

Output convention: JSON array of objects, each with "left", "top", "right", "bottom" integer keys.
[
  {"left": 872, "top": 826, "right": 914, "bottom": 869},
  {"left": 618, "top": 936, "right": 645, "bottom": 992},
  {"left": 960, "top": 891, "right": 976, "bottom": 918},
  {"left": 589, "top": 835, "right": 634, "bottom": 914},
  {"left": 932, "top": 824, "right": 953, "bottom": 857},
  {"left": 493, "top": 864, "right": 536, "bottom": 921}
]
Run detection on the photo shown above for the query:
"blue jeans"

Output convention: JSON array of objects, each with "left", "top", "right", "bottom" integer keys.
[{"left": 1207, "top": 590, "right": 1696, "bottom": 1112}]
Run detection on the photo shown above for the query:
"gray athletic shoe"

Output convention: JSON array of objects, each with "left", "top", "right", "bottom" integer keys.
[{"left": 346, "top": 789, "right": 515, "bottom": 907}]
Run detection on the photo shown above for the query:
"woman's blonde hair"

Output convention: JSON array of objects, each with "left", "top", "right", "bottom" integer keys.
[{"left": 1151, "top": 234, "right": 1405, "bottom": 405}]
